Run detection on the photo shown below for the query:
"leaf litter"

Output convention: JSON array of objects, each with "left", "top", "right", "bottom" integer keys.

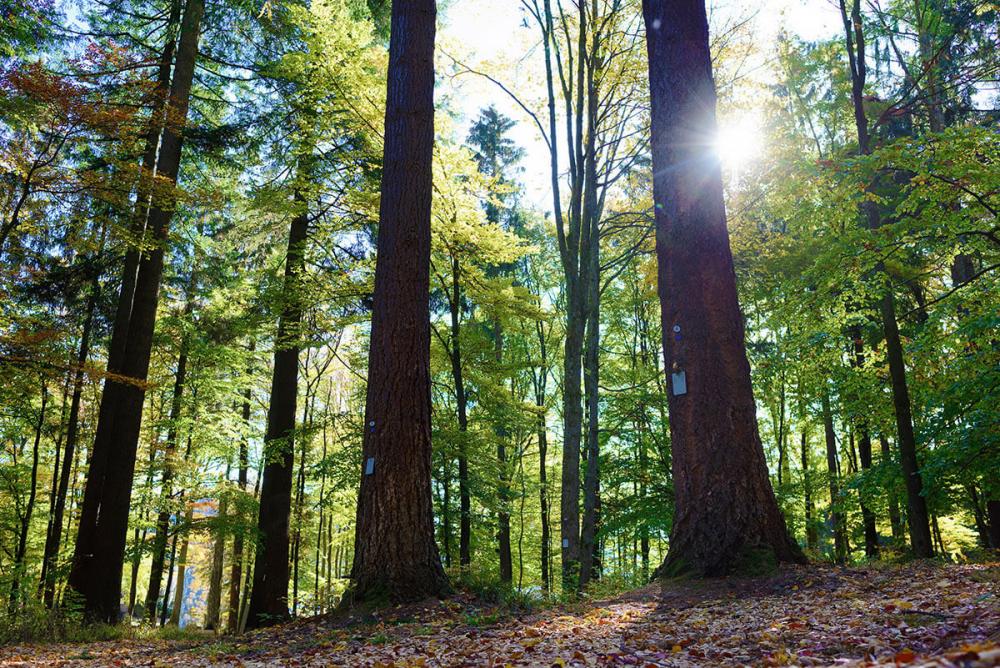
[{"left": 2, "top": 561, "right": 997, "bottom": 667}]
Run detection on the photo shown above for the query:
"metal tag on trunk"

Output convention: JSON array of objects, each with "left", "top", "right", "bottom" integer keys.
[
  {"left": 562, "top": 538, "right": 569, "bottom": 548},
  {"left": 671, "top": 371, "right": 687, "bottom": 396},
  {"left": 365, "top": 457, "right": 375, "bottom": 475}
]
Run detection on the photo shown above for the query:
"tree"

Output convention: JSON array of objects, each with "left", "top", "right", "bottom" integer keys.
[
  {"left": 68, "top": 0, "right": 204, "bottom": 622},
  {"left": 347, "top": 0, "right": 450, "bottom": 604},
  {"left": 836, "top": 0, "right": 933, "bottom": 558},
  {"left": 642, "top": 0, "right": 804, "bottom": 576}
]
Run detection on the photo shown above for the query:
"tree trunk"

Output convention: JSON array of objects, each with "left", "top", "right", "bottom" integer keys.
[
  {"left": 535, "top": 320, "right": 551, "bottom": 592},
  {"left": 802, "top": 429, "right": 818, "bottom": 551},
  {"left": 495, "top": 320, "right": 513, "bottom": 584},
  {"left": 821, "top": 393, "right": 847, "bottom": 563},
  {"left": 228, "top": 351, "right": 252, "bottom": 633},
  {"left": 579, "top": 247, "right": 601, "bottom": 588},
  {"left": 879, "top": 436, "right": 905, "bottom": 542},
  {"left": 643, "top": 0, "right": 803, "bottom": 576},
  {"left": 537, "top": 402, "right": 550, "bottom": 592},
  {"left": 348, "top": 0, "right": 449, "bottom": 604},
  {"left": 9, "top": 383, "right": 47, "bottom": 613},
  {"left": 69, "top": 0, "right": 204, "bottom": 622},
  {"left": 160, "top": 523, "right": 179, "bottom": 627},
  {"left": 169, "top": 506, "right": 193, "bottom": 626},
  {"left": 447, "top": 255, "right": 472, "bottom": 569},
  {"left": 837, "top": 0, "right": 933, "bottom": 559},
  {"left": 987, "top": 499, "right": 1000, "bottom": 549},
  {"left": 204, "top": 497, "right": 226, "bottom": 630},
  {"left": 246, "top": 196, "right": 309, "bottom": 629},
  {"left": 41, "top": 282, "right": 98, "bottom": 607},
  {"left": 146, "top": 330, "right": 190, "bottom": 621}
]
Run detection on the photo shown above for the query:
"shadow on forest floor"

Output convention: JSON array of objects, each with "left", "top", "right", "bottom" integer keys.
[{"left": 1, "top": 560, "right": 997, "bottom": 666}]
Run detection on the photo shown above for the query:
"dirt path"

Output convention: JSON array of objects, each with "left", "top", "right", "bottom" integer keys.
[{"left": 3, "top": 561, "right": 998, "bottom": 667}]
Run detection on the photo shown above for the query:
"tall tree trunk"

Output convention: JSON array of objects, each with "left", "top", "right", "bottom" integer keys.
[
  {"left": 160, "top": 521, "right": 179, "bottom": 627},
  {"left": 802, "top": 429, "right": 817, "bottom": 551},
  {"left": 848, "top": 328, "right": 879, "bottom": 557},
  {"left": 495, "top": 320, "right": 513, "bottom": 584},
  {"left": 10, "top": 383, "right": 47, "bottom": 613},
  {"left": 39, "top": 360, "right": 70, "bottom": 600},
  {"left": 169, "top": 506, "right": 193, "bottom": 626},
  {"left": 821, "top": 393, "right": 847, "bottom": 563},
  {"left": 315, "top": 387, "right": 330, "bottom": 610},
  {"left": 880, "top": 436, "right": 905, "bottom": 543},
  {"left": 69, "top": 0, "right": 204, "bottom": 621},
  {"left": 987, "top": 500, "right": 1000, "bottom": 549},
  {"left": 41, "top": 282, "right": 98, "bottom": 607},
  {"left": 246, "top": 193, "right": 309, "bottom": 629},
  {"left": 146, "top": 326, "right": 191, "bottom": 620},
  {"left": 227, "top": 347, "right": 252, "bottom": 634},
  {"left": 348, "top": 0, "right": 449, "bottom": 604},
  {"left": 447, "top": 255, "right": 472, "bottom": 569},
  {"left": 838, "top": 0, "right": 933, "bottom": 559},
  {"left": 579, "top": 240, "right": 601, "bottom": 587},
  {"left": 204, "top": 496, "right": 227, "bottom": 630},
  {"left": 535, "top": 320, "right": 551, "bottom": 592},
  {"left": 643, "top": 0, "right": 803, "bottom": 576}
]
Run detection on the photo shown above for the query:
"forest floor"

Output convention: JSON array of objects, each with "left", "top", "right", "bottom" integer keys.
[{"left": 2, "top": 560, "right": 998, "bottom": 667}]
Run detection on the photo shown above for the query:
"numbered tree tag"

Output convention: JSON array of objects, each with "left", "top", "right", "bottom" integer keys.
[{"left": 671, "top": 371, "right": 687, "bottom": 396}]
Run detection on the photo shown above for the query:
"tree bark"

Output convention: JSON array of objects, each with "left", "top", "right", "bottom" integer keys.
[
  {"left": 987, "top": 499, "right": 1000, "bottom": 549},
  {"left": 446, "top": 255, "right": 472, "bottom": 569},
  {"left": 579, "top": 238, "right": 601, "bottom": 588},
  {"left": 245, "top": 197, "right": 309, "bottom": 629},
  {"left": 643, "top": 0, "right": 803, "bottom": 576},
  {"left": 535, "top": 321, "right": 551, "bottom": 592},
  {"left": 204, "top": 496, "right": 227, "bottom": 630},
  {"left": 68, "top": 0, "right": 204, "bottom": 622},
  {"left": 347, "top": 0, "right": 449, "bottom": 604}
]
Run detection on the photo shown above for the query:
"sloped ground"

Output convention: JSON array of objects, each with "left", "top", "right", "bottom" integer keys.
[{"left": 2, "top": 561, "right": 997, "bottom": 667}]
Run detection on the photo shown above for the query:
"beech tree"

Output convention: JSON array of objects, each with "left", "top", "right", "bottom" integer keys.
[
  {"left": 347, "top": 0, "right": 450, "bottom": 604},
  {"left": 642, "top": 0, "right": 804, "bottom": 576}
]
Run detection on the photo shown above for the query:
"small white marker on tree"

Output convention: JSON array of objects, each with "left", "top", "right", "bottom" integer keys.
[
  {"left": 365, "top": 457, "right": 375, "bottom": 475},
  {"left": 672, "top": 371, "right": 687, "bottom": 396}
]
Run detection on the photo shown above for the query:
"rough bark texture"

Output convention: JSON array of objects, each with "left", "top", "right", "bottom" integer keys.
[
  {"left": 643, "top": 0, "right": 803, "bottom": 576},
  {"left": 245, "top": 202, "right": 309, "bottom": 629},
  {"left": 347, "top": 0, "right": 449, "bottom": 605},
  {"left": 68, "top": 0, "right": 203, "bottom": 622}
]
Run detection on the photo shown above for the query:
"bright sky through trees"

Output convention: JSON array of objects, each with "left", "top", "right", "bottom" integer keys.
[{"left": 440, "top": 0, "right": 842, "bottom": 207}]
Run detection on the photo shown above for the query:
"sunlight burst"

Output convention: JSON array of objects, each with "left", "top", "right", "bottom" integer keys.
[{"left": 714, "top": 116, "right": 764, "bottom": 171}]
